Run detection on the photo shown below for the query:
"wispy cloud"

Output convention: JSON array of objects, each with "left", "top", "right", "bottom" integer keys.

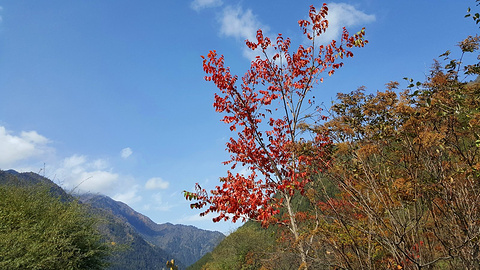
[
  {"left": 141, "top": 191, "right": 176, "bottom": 212},
  {"left": 120, "top": 147, "right": 133, "bottom": 159},
  {"left": 218, "top": 5, "right": 269, "bottom": 59},
  {"left": 55, "top": 155, "right": 120, "bottom": 193},
  {"left": 0, "top": 125, "right": 184, "bottom": 211},
  {"left": 113, "top": 185, "right": 142, "bottom": 205},
  {"left": 145, "top": 177, "right": 170, "bottom": 190},
  {"left": 316, "top": 3, "right": 375, "bottom": 44},
  {"left": 211, "top": 3, "right": 374, "bottom": 59},
  {"left": 152, "top": 192, "right": 174, "bottom": 211},
  {"left": 0, "top": 126, "right": 52, "bottom": 168},
  {"left": 190, "top": 0, "right": 223, "bottom": 11},
  {"left": 219, "top": 6, "right": 261, "bottom": 41},
  {"left": 190, "top": 1, "right": 270, "bottom": 59},
  {"left": 179, "top": 212, "right": 214, "bottom": 222},
  {"left": 0, "top": 126, "right": 124, "bottom": 196}
]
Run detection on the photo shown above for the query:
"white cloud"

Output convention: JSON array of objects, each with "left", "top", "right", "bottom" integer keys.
[
  {"left": 219, "top": 6, "right": 270, "bottom": 59},
  {"left": 63, "top": 154, "right": 85, "bottom": 167},
  {"left": 145, "top": 177, "right": 170, "bottom": 190},
  {"left": 62, "top": 155, "right": 87, "bottom": 174},
  {"left": 20, "top": 130, "right": 49, "bottom": 144},
  {"left": 76, "top": 170, "right": 119, "bottom": 192},
  {"left": 54, "top": 154, "right": 144, "bottom": 206},
  {"left": 151, "top": 192, "right": 174, "bottom": 211},
  {"left": 219, "top": 6, "right": 260, "bottom": 41},
  {"left": 190, "top": 0, "right": 222, "bottom": 11},
  {"left": 92, "top": 158, "right": 108, "bottom": 170},
  {"left": 55, "top": 155, "right": 119, "bottom": 193},
  {"left": 0, "top": 126, "right": 51, "bottom": 168},
  {"left": 316, "top": 3, "right": 375, "bottom": 44},
  {"left": 113, "top": 185, "right": 142, "bottom": 205},
  {"left": 120, "top": 147, "right": 133, "bottom": 159},
  {"left": 0, "top": 125, "right": 142, "bottom": 206}
]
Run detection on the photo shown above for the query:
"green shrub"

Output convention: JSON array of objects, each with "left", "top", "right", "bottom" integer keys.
[{"left": 0, "top": 184, "right": 109, "bottom": 269}]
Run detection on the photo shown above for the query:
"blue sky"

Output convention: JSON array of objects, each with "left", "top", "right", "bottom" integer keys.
[{"left": 0, "top": 0, "right": 477, "bottom": 234}]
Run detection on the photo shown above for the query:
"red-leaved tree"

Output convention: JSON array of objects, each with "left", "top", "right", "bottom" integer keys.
[{"left": 185, "top": 4, "right": 367, "bottom": 268}]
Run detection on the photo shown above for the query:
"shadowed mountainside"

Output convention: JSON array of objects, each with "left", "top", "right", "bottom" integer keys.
[{"left": 78, "top": 193, "right": 225, "bottom": 266}]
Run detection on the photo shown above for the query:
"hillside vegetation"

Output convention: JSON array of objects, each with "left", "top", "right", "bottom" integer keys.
[
  {"left": 0, "top": 172, "right": 108, "bottom": 269},
  {"left": 186, "top": 2, "right": 480, "bottom": 269},
  {"left": 0, "top": 170, "right": 223, "bottom": 270},
  {"left": 79, "top": 193, "right": 224, "bottom": 267}
]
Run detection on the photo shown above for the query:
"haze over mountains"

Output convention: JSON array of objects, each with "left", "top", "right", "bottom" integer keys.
[
  {"left": 78, "top": 193, "right": 225, "bottom": 267},
  {"left": 0, "top": 170, "right": 224, "bottom": 269}
]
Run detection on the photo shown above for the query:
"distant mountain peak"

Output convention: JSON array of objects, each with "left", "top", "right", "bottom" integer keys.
[
  {"left": 0, "top": 170, "right": 224, "bottom": 269},
  {"left": 77, "top": 193, "right": 225, "bottom": 266}
]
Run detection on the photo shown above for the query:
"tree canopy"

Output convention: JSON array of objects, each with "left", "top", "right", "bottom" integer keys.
[
  {"left": 185, "top": 1, "right": 480, "bottom": 269},
  {"left": 185, "top": 4, "right": 367, "bottom": 269},
  {"left": 0, "top": 184, "right": 109, "bottom": 270}
]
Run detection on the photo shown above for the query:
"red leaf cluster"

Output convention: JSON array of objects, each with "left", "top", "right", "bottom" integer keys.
[{"left": 186, "top": 3, "right": 367, "bottom": 227}]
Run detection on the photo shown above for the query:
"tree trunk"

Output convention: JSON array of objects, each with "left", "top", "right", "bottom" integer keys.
[{"left": 284, "top": 193, "right": 308, "bottom": 270}]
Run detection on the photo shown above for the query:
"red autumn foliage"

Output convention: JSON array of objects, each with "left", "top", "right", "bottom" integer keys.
[{"left": 185, "top": 3, "right": 367, "bottom": 228}]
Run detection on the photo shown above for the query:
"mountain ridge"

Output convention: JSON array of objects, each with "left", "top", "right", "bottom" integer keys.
[
  {"left": 0, "top": 170, "right": 224, "bottom": 269},
  {"left": 78, "top": 193, "right": 225, "bottom": 266}
]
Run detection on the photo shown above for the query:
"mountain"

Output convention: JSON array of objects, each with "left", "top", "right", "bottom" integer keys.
[
  {"left": 83, "top": 197, "right": 182, "bottom": 270},
  {"left": 0, "top": 169, "right": 71, "bottom": 201},
  {"left": 78, "top": 193, "right": 225, "bottom": 266},
  {"left": 0, "top": 170, "right": 224, "bottom": 269}
]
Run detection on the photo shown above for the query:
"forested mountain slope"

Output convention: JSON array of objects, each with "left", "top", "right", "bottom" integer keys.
[
  {"left": 0, "top": 170, "right": 223, "bottom": 269},
  {"left": 79, "top": 193, "right": 225, "bottom": 266}
]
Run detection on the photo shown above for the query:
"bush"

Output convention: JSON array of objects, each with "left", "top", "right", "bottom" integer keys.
[{"left": 0, "top": 184, "right": 109, "bottom": 269}]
